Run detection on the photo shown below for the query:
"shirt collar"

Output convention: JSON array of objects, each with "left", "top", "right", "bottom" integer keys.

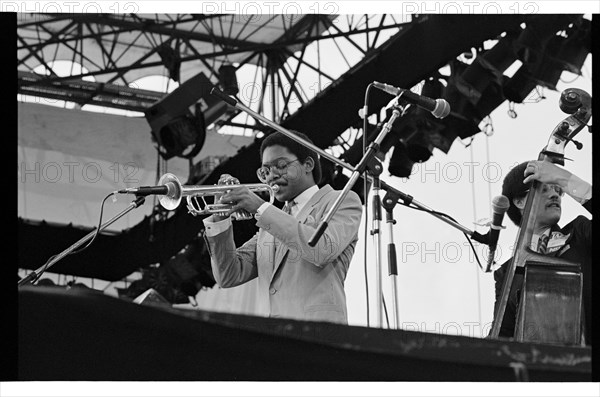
[
  {"left": 288, "top": 184, "right": 319, "bottom": 215},
  {"left": 533, "top": 227, "right": 552, "bottom": 238}
]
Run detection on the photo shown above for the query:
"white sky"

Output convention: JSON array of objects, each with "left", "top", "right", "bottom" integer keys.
[{"left": 11, "top": 2, "right": 596, "bottom": 396}]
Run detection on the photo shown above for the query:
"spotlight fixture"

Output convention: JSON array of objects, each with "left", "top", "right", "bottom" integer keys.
[
  {"left": 388, "top": 141, "right": 415, "bottom": 179},
  {"left": 156, "top": 42, "right": 181, "bottom": 82},
  {"left": 145, "top": 73, "right": 213, "bottom": 160},
  {"left": 152, "top": 108, "right": 206, "bottom": 160},
  {"left": 219, "top": 64, "right": 239, "bottom": 95}
]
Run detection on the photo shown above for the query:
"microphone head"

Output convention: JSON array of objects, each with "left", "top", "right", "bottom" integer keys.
[
  {"left": 432, "top": 99, "right": 451, "bottom": 119},
  {"left": 164, "top": 182, "right": 178, "bottom": 198},
  {"left": 492, "top": 195, "right": 510, "bottom": 214}
]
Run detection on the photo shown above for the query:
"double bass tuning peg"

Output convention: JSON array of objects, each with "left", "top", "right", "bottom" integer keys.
[{"left": 562, "top": 135, "right": 583, "bottom": 150}]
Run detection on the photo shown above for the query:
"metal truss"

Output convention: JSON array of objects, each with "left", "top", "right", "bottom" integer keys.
[{"left": 17, "top": 13, "right": 411, "bottom": 132}]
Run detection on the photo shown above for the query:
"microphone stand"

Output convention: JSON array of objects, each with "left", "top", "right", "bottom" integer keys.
[
  {"left": 370, "top": 170, "right": 384, "bottom": 328},
  {"left": 382, "top": 190, "right": 401, "bottom": 329},
  {"left": 210, "top": 87, "right": 487, "bottom": 328},
  {"left": 18, "top": 196, "right": 146, "bottom": 287},
  {"left": 358, "top": 107, "right": 401, "bottom": 328}
]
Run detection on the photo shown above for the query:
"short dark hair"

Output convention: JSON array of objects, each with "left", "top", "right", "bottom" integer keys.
[
  {"left": 502, "top": 161, "right": 533, "bottom": 226},
  {"left": 259, "top": 130, "right": 322, "bottom": 184}
]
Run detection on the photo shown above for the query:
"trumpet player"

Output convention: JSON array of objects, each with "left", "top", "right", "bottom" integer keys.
[{"left": 202, "top": 131, "right": 363, "bottom": 324}]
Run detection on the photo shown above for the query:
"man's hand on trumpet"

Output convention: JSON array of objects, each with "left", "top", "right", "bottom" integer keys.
[
  {"left": 212, "top": 174, "right": 265, "bottom": 221},
  {"left": 220, "top": 186, "right": 266, "bottom": 219}
]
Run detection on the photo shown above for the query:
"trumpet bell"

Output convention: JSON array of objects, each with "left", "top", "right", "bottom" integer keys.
[{"left": 157, "top": 173, "right": 183, "bottom": 210}]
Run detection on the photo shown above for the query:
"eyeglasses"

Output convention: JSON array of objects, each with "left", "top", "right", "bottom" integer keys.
[
  {"left": 524, "top": 184, "right": 565, "bottom": 197},
  {"left": 542, "top": 184, "right": 565, "bottom": 196},
  {"left": 256, "top": 158, "right": 301, "bottom": 182}
]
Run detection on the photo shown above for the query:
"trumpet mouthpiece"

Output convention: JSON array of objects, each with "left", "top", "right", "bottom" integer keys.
[{"left": 271, "top": 184, "right": 280, "bottom": 192}]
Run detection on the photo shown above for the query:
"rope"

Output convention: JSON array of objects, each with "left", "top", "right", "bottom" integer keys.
[{"left": 469, "top": 142, "right": 483, "bottom": 327}]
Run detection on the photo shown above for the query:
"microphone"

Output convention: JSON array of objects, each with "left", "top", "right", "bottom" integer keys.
[
  {"left": 373, "top": 81, "right": 451, "bottom": 119},
  {"left": 486, "top": 195, "right": 510, "bottom": 271},
  {"left": 118, "top": 183, "right": 177, "bottom": 197}
]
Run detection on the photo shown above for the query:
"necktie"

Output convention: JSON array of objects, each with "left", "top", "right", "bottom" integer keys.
[
  {"left": 538, "top": 233, "right": 549, "bottom": 254},
  {"left": 283, "top": 201, "right": 296, "bottom": 217}
]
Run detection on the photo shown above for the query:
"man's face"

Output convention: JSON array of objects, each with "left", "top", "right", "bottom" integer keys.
[
  {"left": 259, "top": 145, "right": 312, "bottom": 202},
  {"left": 516, "top": 183, "right": 563, "bottom": 228},
  {"left": 536, "top": 183, "right": 563, "bottom": 227}
]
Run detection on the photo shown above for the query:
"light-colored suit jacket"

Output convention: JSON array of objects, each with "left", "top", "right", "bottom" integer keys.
[{"left": 204, "top": 184, "right": 363, "bottom": 324}]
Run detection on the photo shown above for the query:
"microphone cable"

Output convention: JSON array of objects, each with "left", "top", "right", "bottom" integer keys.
[
  {"left": 362, "top": 83, "right": 372, "bottom": 327},
  {"left": 398, "top": 202, "right": 486, "bottom": 273},
  {"left": 31, "top": 192, "right": 117, "bottom": 284}
]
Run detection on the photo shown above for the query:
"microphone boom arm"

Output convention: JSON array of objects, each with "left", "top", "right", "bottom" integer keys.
[{"left": 210, "top": 87, "right": 479, "bottom": 244}]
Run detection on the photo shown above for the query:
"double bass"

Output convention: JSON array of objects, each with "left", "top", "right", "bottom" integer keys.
[{"left": 490, "top": 88, "right": 592, "bottom": 345}]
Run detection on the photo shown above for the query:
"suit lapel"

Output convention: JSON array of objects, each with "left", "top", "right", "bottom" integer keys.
[
  {"left": 269, "top": 232, "right": 277, "bottom": 272},
  {"left": 269, "top": 185, "right": 332, "bottom": 284},
  {"left": 296, "top": 184, "right": 332, "bottom": 223}
]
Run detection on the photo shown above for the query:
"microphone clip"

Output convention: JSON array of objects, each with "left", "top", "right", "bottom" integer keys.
[{"left": 474, "top": 218, "right": 506, "bottom": 230}]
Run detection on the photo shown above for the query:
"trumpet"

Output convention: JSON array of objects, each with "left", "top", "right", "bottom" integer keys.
[{"left": 157, "top": 173, "right": 279, "bottom": 220}]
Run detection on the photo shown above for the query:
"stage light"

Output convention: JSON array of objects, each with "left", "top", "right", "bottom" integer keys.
[
  {"left": 387, "top": 112, "right": 437, "bottom": 179},
  {"left": 388, "top": 141, "right": 415, "bottom": 178},
  {"left": 474, "top": 77, "right": 507, "bottom": 117},
  {"left": 480, "top": 32, "right": 520, "bottom": 74},
  {"left": 548, "top": 18, "right": 591, "bottom": 76},
  {"left": 219, "top": 64, "right": 239, "bottom": 95},
  {"left": 529, "top": 56, "right": 563, "bottom": 91},
  {"left": 513, "top": 27, "right": 544, "bottom": 67},
  {"left": 145, "top": 73, "right": 215, "bottom": 160},
  {"left": 456, "top": 57, "right": 498, "bottom": 105},
  {"left": 153, "top": 108, "right": 206, "bottom": 160},
  {"left": 413, "top": 77, "right": 454, "bottom": 153},
  {"left": 454, "top": 33, "right": 517, "bottom": 111},
  {"left": 442, "top": 71, "right": 483, "bottom": 139},
  {"left": 502, "top": 66, "right": 539, "bottom": 103},
  {"left": 156, "top": 42, "right": 181, "bottom": 82},
  {"left": 513, "top": 15, "right": 575, "bottom": 66},
  {"left": 406, "top": 134, "right": 433, "bottom": 163},
  {"left": 510, "top": 15, "right": 586, "bottom": 92},
  {"left": 555, "top": 38, "right": 590, "bottom": 76}
]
